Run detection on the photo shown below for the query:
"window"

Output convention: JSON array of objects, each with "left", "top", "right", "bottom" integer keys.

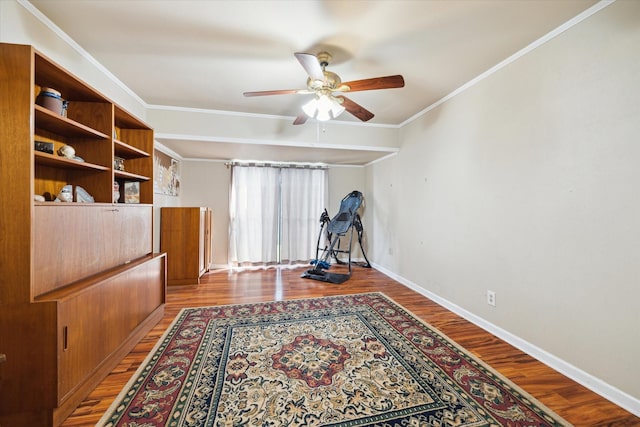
[{"left": 229, "top": 163, "right": 327, "bottom": 268}]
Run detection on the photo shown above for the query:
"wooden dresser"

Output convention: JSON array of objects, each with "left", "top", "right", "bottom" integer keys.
[
  {"left": 161, "top": 207, "right": 213, "bottom": 285},
  {"left": 0, "top": 43, "right": 166, "bottom": 426}
]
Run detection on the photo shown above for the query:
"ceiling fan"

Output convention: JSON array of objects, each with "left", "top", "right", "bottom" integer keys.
[{"left": 243, "top": 52, "right": 405, "bottom": 125}]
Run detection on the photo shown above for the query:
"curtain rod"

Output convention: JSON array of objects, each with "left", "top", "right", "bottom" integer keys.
[{"left": 225, "top": 161, "right": 328, "bottom": 170}]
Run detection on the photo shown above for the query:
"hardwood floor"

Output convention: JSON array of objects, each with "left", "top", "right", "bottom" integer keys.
[{"left": 62, "top": 265, "right": 638, "bottom": 426}]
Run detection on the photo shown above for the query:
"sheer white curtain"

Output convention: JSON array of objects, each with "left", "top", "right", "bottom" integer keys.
[
  {"left": 280, "top": 167, "right": 327, "bottom": 264},
  {"left": 228, "top": 164, "right": 327, "bottom": 267},
  {"left": 229, "top": 166, "right": 280, "bottom": 266}
]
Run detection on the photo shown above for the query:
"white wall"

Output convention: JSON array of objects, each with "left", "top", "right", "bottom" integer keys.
[
  {"left": 366, "top": 0, "right": 640, "bottom": 407},
  {"left": 328, "top": 166, "right": 366, "bottom": 215},
  {"left": 152, "top": 194, "right": 181, "bottom": 253},
  {"left": 178, "top": 160, "right": 229, "bottom": 267}
]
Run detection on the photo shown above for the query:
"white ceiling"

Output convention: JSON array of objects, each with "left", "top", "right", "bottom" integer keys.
[{"left": 29, "top": 0, "right": 598, "bottom": 164}]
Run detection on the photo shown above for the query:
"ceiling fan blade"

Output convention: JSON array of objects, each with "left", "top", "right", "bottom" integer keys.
[
  {"left": 293, "top": 114, "right": 308, "bottom": 125},
  {"left": 243, "top": 89, "right": 311, "bottom": 97},
  {"left": 295, "top": 52, "right": 325, "bottom": 82},
  {"left": 340, "top": 75, "right": 405, "bottom": 92},
  {"left": 339, "top": 96, "right": 374, "bottom": 122}
]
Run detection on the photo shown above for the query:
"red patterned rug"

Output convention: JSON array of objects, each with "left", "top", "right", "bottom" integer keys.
[{"left": 98, "top": 293, "right": 570, "bottom": 426}]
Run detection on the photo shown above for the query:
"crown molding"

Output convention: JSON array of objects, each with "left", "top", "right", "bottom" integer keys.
[{"left": 400, "top": 0, "right": 616, "bottom": 128}]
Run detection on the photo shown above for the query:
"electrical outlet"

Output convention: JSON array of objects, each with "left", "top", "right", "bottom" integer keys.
[{"left": 487, "top": 290, "right": 496, "bottom": 307}]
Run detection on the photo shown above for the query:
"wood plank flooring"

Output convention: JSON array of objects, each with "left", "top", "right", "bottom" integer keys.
[{"left": 61, "top": 266, "right": 639, "bottom": 426}]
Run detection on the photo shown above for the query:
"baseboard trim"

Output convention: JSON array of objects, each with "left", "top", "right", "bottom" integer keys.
[
  {"left": 371, "top": 262, "right": 640, "bottom": 417},
  {"left": 208, "top": 259, "right": 369, "bottom": 273}
]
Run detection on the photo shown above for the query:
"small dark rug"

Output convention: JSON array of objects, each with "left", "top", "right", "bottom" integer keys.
[{"left": 98, "top": 293, "right": 570, "bottom": 426}]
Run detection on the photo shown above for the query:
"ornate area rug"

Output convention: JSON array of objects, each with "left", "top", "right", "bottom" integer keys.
[{"left": 98, "top": 293, "right": 570, "bottom": 426}]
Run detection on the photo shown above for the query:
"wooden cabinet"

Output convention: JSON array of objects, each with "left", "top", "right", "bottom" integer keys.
[
  {"left": 0, "top": 43, "right": 166, "bottom": 426},
  {"left": 52, "top": 256, "right": 165, "bottom": 405},
  {"left": 161, "top": 207, "right": 213, "bottom": 285}
]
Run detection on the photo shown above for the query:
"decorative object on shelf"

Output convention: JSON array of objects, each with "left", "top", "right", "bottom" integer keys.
[
  {"left": 124, "top": 181, "right": 140, "bottom": 204},
  {"left": 34, "top": 140, "right": 54, "bottom": 154},
  {"left": 114, "top": 156, "right": 125, "bottom": 171},
  {"left": 36, "top": 87, "right": 68, "bottom": 117},
  {"left": 57, "top": 144, "right": 76, "bottom": 159},
  {"left": 73, "top": 155, "right": 85, "bottom": 162},
  {"left": 75, "top": 186, "right": 95, "bottom": 203},
  {"left": 113, "top": 181, "right": 120, "bottom": 203},
  {"left": 34, "top": 194, "right": 45, "bottom": 202},
  {"left": 55, "top": 184, "right": 73, "bottom": 202}
]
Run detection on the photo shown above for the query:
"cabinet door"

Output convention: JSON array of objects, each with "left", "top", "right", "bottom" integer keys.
[
  {"left": 56, "top": 257, "right": 165, "bottom": 403},
  {"left": 161, "top": 207, "right": 210, "bottom": 285},
  {"left": 33, "top": 204, "right": 152, "bottom": 296}
]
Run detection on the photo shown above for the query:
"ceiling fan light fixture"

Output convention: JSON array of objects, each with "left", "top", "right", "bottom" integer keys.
[
  {"left": 303, "top": 93, "right": 345, "bottom": 121},
  {"left": 330, "top": 98, "right": 346, "bottom": 118},
  {"left": 302, "top": 97, "right": 319, "bottom": 118},
  {"left": 316, "top": 107, "right": 331, "bottom": 122}
]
